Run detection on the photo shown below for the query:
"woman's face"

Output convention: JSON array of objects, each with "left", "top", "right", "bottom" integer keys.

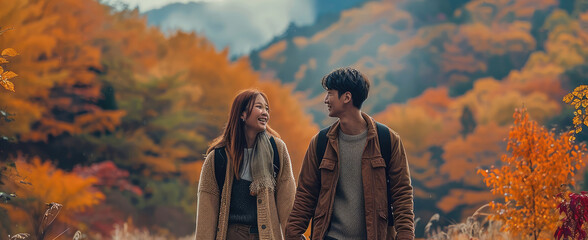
[{"left": 242, "top": 95, "right": 269, "bottom": 133}]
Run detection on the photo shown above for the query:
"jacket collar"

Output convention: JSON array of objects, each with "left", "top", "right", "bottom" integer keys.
[{"left": 326, "top": 111, "right": 377, "bottom": 140}]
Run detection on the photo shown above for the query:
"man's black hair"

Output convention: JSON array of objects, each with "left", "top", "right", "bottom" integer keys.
[{"left": 321, "top": 67, "right": 370, "bottom": 109}]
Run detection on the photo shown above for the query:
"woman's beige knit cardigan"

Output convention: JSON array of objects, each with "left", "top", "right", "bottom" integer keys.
[{"left": 194, "top": 138, "right": 296, "bottom": 240}]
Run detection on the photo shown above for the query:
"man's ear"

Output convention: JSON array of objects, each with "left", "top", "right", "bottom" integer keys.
[{"left": 343, "top": 92, "right": 352, "bottom": 104}]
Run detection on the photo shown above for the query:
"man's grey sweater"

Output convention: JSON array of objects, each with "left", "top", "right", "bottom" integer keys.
[{"left": 327, "top": 129, "right": 367, "bottom": 240}]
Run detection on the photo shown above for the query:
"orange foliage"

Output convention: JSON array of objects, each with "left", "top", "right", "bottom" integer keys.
[
  {"left": 441, "top": 122, "right": 508, "bottom": 183},
  {"left": 478, "top": 108, "right": 586, "bottom": 239},
  {"left": 0, "top": 0, "right": 125, "bottom": 141},
  {"left": 105, "top": 30, "right": 318, "bottom": 179},
  {"left": 465, "top": 0, "right": 557, "bottom": 24},
  {"left": 437, "top": 189, "right": 495, "bottom": 215},
  {"left": 1, "top": 157, "right": 104, "bottom": 230},
  {"left": 455, "top": 78, "right": 560, "bottom": 126},
  {"left": 373, "top": 59, "right": 566, "bottom": 214}
]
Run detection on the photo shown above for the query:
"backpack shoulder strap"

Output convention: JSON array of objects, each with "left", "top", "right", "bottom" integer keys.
[
  {"left": 269, "top": 136, "right": 280, "bottom": 178},
  {"left": 315, "top": 126, "right": 331, "bottom": 165},
  {"left": 376, "top": 122, "right": 392, "bottom": 165},
  {"left": 376, "top": 121, "right": 394, "bottom": 226},
  {"left": 214, "top": 147, "right": 228, "bottom": 195}
]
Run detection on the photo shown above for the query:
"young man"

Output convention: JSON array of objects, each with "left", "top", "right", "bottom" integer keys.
[{"left": 286, "top": 67, "right": 414, "bottom": 240}]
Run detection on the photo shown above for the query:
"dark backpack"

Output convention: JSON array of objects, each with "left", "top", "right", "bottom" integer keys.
[
  {"left": 214, "top": 137, "right": 280, "bottom": 194},
  {"left": 316, "top": 122, "right": 394, "bottom": 226}
]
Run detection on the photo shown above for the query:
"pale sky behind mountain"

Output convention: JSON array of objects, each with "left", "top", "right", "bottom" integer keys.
[
  {"left": 105, "top": 0, "right": 219, "bottom": 12},
  {"left": 106, "top": 0, "right": 316, "bottom": 57}
]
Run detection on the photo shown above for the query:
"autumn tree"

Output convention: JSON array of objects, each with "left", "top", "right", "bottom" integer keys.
[
  {"left": 478, "top": 108, "right": 586, "bottom": 239},
  {"left": 0, "top": 0, "right": 125, "bottom": 143}
]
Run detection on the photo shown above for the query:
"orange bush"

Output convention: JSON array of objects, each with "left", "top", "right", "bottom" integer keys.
[
  {"left": 478, "top": 108, "right": 586, "bottom": 239},
  {"left": 1, "top": 156, "right": 104, "bottom": 234}
]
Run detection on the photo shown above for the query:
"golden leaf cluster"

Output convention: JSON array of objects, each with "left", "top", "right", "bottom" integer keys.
[
  {"left": 563, "top": 85, "right": 588, "bottom": 140},
  {"left": 0, "top": 47, "right": 18, "bottom": 92}
]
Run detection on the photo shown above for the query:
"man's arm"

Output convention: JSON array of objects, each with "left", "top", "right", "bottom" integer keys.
[
  {"left": 388, "top": 131, "right": 415, "bottom": 240},
  {"left": 286, "top": 136, "right": 321, "bottom": 240}
]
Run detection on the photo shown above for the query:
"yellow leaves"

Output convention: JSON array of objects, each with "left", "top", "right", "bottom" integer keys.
[
  {"left": 2, "top": 48, "right": 18, "bottom": 57},
  {"left": 0, "top": 77, "right": 15, "bottom": 92},
  {"left": 0, "top": 65, "right": 17, "bottom": 92},
  {"left": 0, "top": 47, "right": 18, "bottom": 92},
  {"left": 2, "top": 70, "right": 17, "bottom": 80},
  {"left": 564, "top": 85, "right": 588, "bottom": 138}
]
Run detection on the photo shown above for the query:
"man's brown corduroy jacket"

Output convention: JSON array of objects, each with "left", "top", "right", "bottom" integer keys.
[{"left": 286, "top": 112, "right": 415, "bottom": 240}]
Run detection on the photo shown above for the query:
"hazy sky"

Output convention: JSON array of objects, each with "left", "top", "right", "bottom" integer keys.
[
  {"left": 107, "top": 0, "right": 218, "bottom": 12},
  {"left": 105, "top": 0, "right": 316, "bottom": 57}
]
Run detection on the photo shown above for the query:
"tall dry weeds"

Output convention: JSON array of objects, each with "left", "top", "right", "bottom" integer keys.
[
  {"left": 7, "top": 202, "right": 85, "bottom": 240},
  {"left": 425, "top": 204, "right": 512, "bottom": 240},
  {"left": 110, "top": 223, "right": 194, "bottom": 240}
]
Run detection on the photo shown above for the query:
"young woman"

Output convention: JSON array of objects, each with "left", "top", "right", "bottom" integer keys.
[{"left": 195, "top": 89, "right": 296, "bottom": 240}]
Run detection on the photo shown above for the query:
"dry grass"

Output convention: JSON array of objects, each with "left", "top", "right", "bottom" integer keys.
[
  {"left": 110, "top": 223, "right": 193, "bottom": 240},
  {"left": 425, "top": 204, "right": 512, "bottom": 240},
  {"left": 7, "top": 202, "right": 85, "bottom": 240},
  {"left": 5, "top": 200, "right": 195, "bottom": 240}
]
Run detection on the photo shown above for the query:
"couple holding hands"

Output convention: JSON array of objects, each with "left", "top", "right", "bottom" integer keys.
[{"left": 195, "top": 67, "right": 414, "bottom": 240}]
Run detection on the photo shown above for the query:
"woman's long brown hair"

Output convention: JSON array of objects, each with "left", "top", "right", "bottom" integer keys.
[{"left": 207, "top": 89, "right": 280, "bottom": 179}]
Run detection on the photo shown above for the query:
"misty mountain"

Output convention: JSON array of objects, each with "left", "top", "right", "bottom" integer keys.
[{"left": 144, "top": 0, "right": 367, "bottom": 57}]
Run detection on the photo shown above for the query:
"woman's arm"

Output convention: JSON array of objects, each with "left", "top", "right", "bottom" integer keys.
[
  {"left": 286, "top": 136, "right": 321, "bottom": 240},
  {"left": 275, "top": 138, "right": 297, "bottom": 236},
  {"left": 195, "top": 151, "right": 221, "bottom": 240}
]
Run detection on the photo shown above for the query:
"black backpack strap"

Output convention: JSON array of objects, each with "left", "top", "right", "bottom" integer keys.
[
  {"left": 214, "top": 147, "right": 228, "bottom": 195},
  {"left": 376, "top": 122, "right": 391, "bottom": 169},
  {"left": 376, "top": 122, "right": 394, "bottom": 226},
  {"left": 269, "top": 136, "right": 280, "bottom": 178},
  {"left": 316, "top": 126, "right": 331, "bottom": 165}
]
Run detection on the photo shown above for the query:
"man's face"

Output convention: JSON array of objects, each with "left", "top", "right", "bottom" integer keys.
[{"left": 324, "top": 89, "right": 345, "bottom": 118}]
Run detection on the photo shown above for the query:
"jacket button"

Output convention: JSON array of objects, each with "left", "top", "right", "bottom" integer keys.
[
  {"left": 258, "top": 199, "right": 262, "bottom": 204},
  {"left": 261, "top": 225, "right": 266, "bottom": 229}
]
